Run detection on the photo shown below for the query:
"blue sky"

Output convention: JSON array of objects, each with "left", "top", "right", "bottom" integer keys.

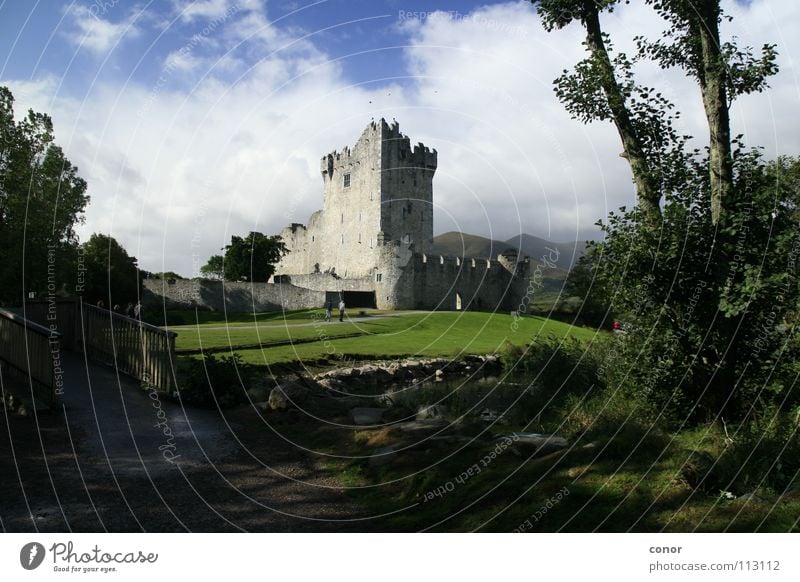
[{"left": 1, "top": 0, "right": 798, "bottom": 274}]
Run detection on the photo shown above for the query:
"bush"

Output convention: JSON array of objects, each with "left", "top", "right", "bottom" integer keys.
[
  {"left": 175, "top": 353, "right": 249, "bottom": 408},
  {"left": 505, "top": 336, "right": 601, "bottom": 396},
  {"left": 713, "top": 411, "right": 800, "bottom": 495}
]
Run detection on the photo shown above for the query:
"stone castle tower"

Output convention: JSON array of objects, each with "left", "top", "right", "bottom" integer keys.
[
  {"left": 276, "top": 119, "right": 437, "bottom": 279},
  {"left": 273, "top": 119, "right": 528, "bottom": 311}
]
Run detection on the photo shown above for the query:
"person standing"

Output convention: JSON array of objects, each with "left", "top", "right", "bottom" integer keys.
[
  {"left": 125, "top": 302, "right": 133, "bottom": 317},
  {"left": 324, "top": 300, "right": 332, "bottom": 322},
  {"left": 338, "top": 298, "right": 345, "bottom": 322},
  {"left": 133, "top": 301, "right": 142, "bottom": 320}
]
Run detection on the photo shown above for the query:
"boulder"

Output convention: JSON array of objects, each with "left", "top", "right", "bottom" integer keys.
[
  {"left": 736, "top": 492, "right": 767, "bottom": 505},
  {"left": 507, "top": 433, "right": 568, "bottom": 457},
  {"left": 349, "top": 407, "right": 387, "bottom": 425},
  {"left": 394, "top": 418, "right": 448, "bottom": 433},
  {"left": 267, "top": 381, "right": 309, "bottom": 411},
  {"left": 246, "top": 385, "right": 268, "bottom": 402},
  {"left": 416, "top": 404, "right": 447, "bottom": 421}
]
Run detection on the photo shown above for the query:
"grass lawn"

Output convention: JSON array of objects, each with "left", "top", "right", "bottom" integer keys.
[{"left": 169, "top": 310, "right": 599, "bottom": 363}]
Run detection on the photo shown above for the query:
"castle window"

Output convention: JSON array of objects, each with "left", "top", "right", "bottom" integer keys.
[
  {"left": 341, "top": 213, "right": 344, "bottom": 224},
  {"left": 343, "top": 173, "right": 351, "bottom": 188},
  {"left": 341, "top": 234, "right": 344, "bottom": 244},
  {"left": 376, "top": 273, "right": 382, "bottom": 282},
  {"left": 358, "top": 232, "right": 362, "bottom": 243},
  {"left": 312, "top": 235, "right": 315, "bottom": 242}
]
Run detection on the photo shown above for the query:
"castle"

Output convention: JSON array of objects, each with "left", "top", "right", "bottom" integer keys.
[{"left": 270, "top": 119, "right": 530, "bottom": 311}]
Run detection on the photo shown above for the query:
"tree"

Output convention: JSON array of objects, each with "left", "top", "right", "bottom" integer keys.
[
  {"left": 200, "top": 255, "right": 224, "bottom": 280},
  {"left": 564, "top": 252, "right": 613, "bottom": 327},
  {"left": 0, "top": 86, "right": 89, "bottom": 305},
  {"left": 532, "top": 2, "right": 793, "bottom": 419},
  {"left": 533, "top": 0, "right": 777, "bottom": 224},
  {"left": 220, "top": 232, "right": 287, "bottom": 283},
  {"left": 80, "top": 233, "right": 140, "bottom": 307}
]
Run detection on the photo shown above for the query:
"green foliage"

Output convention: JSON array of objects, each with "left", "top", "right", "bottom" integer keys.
[
  {"left": 175, "top": 353, "right": 249, "bottom": 408},
  {"left": 151, "top": 271, "right": 185, "bottom": 280},
  {"left": 0, "top": 86, "right": 89, "bottom": 305},
  {"left": 199, "top": 254, "right": 224, "bottom": 280},
  {"left": 584, "top": 153, "right": 800, "bottom": 421},
  {"left": 508, "top": 337, "right": 600, "bottom": 397},
  {"left": 221, "top": 231, "right": 287, "bottom": 282},
  {"left": 563, "top": 254, "right": 613, "bottom": 327},
  {"left": 80, "top": 233, "right": 140, "bottom": 307},
  {"left": 714, "top": 412, "right": 800, "bottom": 495}
]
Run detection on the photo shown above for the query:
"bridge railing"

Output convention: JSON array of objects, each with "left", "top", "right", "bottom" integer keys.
[
  {"left": 0, "top": 307, "right": 60, "bottom": 408},
  {"left": 81, "top": 303, "right": 177, "bottom": 392}
]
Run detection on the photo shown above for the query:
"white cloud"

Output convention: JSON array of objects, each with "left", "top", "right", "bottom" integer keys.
[
  {"left": 6, "top": 0, "right": 799, "bottom": 275},
  {"left": 64, "top": 4, "right": 142, "bottom": 55}
]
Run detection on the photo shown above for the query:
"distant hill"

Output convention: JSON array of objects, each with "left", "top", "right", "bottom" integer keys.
[
  {"left": 504, "top": 234, "right": 587, "bottom": 270},
  {"left": 429, "top": 232, "right": 515, "bottom": 259},
  {"left": 430, "top": 231, "right": 588, "bottom": 269}
]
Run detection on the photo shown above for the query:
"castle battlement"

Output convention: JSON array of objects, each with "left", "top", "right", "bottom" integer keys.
[{"left": 273, "top": 118, "right": 529, "bottom": 311}]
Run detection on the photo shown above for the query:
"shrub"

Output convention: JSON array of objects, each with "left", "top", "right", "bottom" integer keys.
[{"left": 175, "top": 353, "right": 249, "bottom": 408}]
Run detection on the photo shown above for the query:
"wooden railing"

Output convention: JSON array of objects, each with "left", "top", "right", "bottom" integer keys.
[
  {"left": 81, "top": 303, "right": 176, "bottom": 392},
  {"left": 0, "top": 307, "right": 60, "bottom": 408}
]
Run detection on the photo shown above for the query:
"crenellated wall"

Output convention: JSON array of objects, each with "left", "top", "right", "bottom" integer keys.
[{"left": 266, "top": 118, "right": 528, "bottom": 313}]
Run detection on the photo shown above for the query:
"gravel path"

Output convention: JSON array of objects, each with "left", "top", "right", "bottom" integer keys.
[{"left": 0, "top": 352, "right": 371, "bottom": 532}]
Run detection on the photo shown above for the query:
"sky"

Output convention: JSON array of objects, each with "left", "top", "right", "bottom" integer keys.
[{"left": 1, "top": 0, "right": 798, "bottom": 276}]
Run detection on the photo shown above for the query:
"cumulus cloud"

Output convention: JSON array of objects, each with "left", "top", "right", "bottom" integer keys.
[
  {"left": 63, "top": 3, "right": 142, "bottom": 55},
  {"left": 5, "top": 0, "right": 799, "bottom": 275}
]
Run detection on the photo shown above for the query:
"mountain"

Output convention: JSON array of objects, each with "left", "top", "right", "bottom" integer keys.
[
  {"left": 429, "top": 232, "right": 515, "bottom": 259},
  {"left": 504, "top": 234, "right": 587, "bottom": 270},
  {"left": 430, "top": 231, "right": 588, "bottom": 269}
]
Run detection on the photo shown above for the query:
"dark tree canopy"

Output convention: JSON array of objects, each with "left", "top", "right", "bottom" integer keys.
[
  {"left": 207, "top": 232, "right": 288, "bottom": 283},
  {"left": 0, "top": 86, "right": 89, "bottom": 305},
  {"left": 80, "top": 233, "right": 140, "bottom": 307},
  {"left": 200, "top": 254, "right": 224, "bottom": 280}
]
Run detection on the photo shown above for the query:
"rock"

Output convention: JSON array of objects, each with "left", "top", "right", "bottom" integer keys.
[
  {"left": 349, "top": 407, "right": 387, "bottom": 425},
  {"left": 267, "top": 381, "right": 309, "bottom": 411},
  {"left": 479, "top": 408, "right": 504, "bottom": 422},
  {"left": 394, "top": 418, "right": 448, "bottom": 433},
  {"left": 507, "top": 433, "right": 568, "bottom": 457},
  {"left": 416, "top": 404, "right": 447, "bottom": 421},
  {"left": 736, "top": 492, "right": 767, "bottom": 504},
  {"left": 368, "top": 446, "right": 397, "bottom": 467},
  {"left": 246, "top": 385, "right": 268, "bottom": 402}
]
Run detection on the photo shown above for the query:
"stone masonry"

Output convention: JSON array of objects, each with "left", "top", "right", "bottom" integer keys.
[{"left": 272, "top": 119, "right": 530, "bottom": 311}]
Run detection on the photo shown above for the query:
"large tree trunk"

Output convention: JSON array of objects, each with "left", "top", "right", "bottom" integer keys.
[
  {"left": 694, "top": 0, "right": 734, "bottom": 224},
  {"left": 582, "top": 2, "right": 662, "bottom": 222}
]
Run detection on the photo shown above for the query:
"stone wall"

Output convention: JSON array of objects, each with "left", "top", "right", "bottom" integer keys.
[
  {"left": 142, "top": 279, "right": 325, "bottom": 312},
  {"left": 406, "top": 253, "right": 529, "bottom": 312}
]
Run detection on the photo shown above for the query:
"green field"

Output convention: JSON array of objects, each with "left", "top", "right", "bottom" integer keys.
[{"left": 168, "top": 310, "right": 598, "bottom": 364}]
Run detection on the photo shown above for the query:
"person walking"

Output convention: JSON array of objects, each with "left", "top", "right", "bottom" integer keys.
[
  {"left": 133, "top": 301, "right": 142, "bottom": 320},
  {"left": 338, "top": 298, "right": 345, "bottom": 322},
  {"left": 324, "top": 300, "right": 332, "bottom": 322}
]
